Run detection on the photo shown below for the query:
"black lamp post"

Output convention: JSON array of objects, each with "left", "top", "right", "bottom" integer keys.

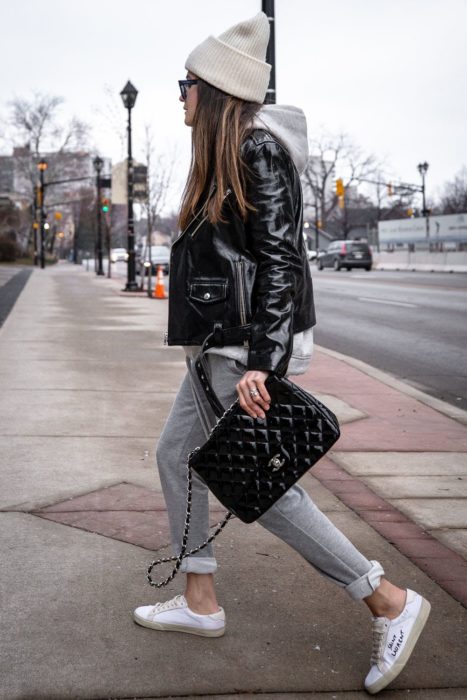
[
  {"left": 262, "top": 0, "right": 276, "bottom": 104},
  {"left": 93, "top": 156, "right": 105, "bottom": 276},
  {"left": 37, "top": 159, "right": 48, "bottom": 269},
  {"left": 120, "top": 80, "right": 139, "bottom": 291},
  {"left": 417, "top": 161, "right": 430, "bottom": 239}
]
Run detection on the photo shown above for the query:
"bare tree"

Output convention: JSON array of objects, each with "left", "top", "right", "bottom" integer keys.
[
  {"left": 301, "top": 130, "right": 381, "bottom": 238},
  {"left": 4, "top": 93, "right": 93, "bottom": 258},
  {"left": 93, "top": 85, "right": 126, "bottom": 159},
  {"left": 141, "top": 124, "right": 177, "bottom": 237},
  {"left": 438, "top": 167, "right": 467, "bottom": 214},
  {"left": 136, "top": 125, "right": 178, "bottom": 290},
  {"left": 8, "top": 92, "right": 90, "bottom": 155},
  {"left": 371, "top": 169, "right": 419, "bottom": 220},
  {"left": 71, "top": 186, "right": 96, "bottom": 258}
]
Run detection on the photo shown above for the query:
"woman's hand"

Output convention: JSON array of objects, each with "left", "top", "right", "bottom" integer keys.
[{"left": 236, "top": 370, "right": 271, "bottom": 419}]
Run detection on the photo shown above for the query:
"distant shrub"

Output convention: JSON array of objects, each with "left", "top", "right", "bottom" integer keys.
[{"left": 0, "top": 234, "right": 18, "bottom": 262}]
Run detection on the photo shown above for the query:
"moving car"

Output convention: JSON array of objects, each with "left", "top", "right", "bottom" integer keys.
[
  {"left": 136, "top": 245, "right": 170, "bottom": 275},
  {"left": 316, "top": 240, "right": 372, "bottom": 271},
  {"left": 110, "top": 247, "right": 128, "bottom": 263}
]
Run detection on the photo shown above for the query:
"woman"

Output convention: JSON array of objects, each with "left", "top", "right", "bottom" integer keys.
[{"left": 134, "top": 13, "right": 430, "bottom": 695}]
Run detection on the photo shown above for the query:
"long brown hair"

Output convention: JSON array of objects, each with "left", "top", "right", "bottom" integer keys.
[{"left": 178, "top": 80, "right": 261, "bottom": 231}]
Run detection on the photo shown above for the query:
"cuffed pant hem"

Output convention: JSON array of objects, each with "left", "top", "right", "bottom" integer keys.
[
  {"left": 179, "top": 556, "right": 218, "bottom": 574},
  {"left": 345, "top": 560, "right": 385, "bottom": 601}
]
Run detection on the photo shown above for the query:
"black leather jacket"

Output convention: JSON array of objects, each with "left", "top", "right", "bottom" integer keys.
[{"left": 167, "top": 128, "right": 316, "bottom": 375}]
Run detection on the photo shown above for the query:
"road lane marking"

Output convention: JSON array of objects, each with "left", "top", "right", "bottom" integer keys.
[{"left": 358, "top": 297, "right": 418, "bottom": 308}]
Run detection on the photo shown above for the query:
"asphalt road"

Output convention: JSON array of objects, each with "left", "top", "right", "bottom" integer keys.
[
  {"left": 311, "top": 268, "right": 467, "bottom": 410},
  {"left": 5, "top": 262, "right": 465, "bottom": 410}
]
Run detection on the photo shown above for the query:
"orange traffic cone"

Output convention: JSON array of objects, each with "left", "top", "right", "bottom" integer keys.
[{"left": 154, "top": 265, "right": 168, "bottom": 299}]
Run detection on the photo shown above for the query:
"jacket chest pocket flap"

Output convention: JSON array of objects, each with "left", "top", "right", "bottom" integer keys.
[{"left": 188, "top": 278, "right": 228, "bottom": 304}]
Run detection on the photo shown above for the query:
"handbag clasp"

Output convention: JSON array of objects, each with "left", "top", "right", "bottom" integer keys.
[{"left": 268, "top": 454, "right": 286, "bottom": 471}]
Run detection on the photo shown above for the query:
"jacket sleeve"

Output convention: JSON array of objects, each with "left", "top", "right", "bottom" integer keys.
[{"left": 243, "top": 139, "right": 302, "bottom": 375}]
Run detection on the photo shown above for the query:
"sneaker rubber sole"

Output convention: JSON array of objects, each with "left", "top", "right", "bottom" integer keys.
[
  {"left": 133, "top": 610, "right": 225, "bottom": 637},
  {"left": 366, "top": 597, "right": 431, "bottom": 695}
]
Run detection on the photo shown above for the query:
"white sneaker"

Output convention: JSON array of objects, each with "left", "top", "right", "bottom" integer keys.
[
  {"left": 133, "top": 594, "right": 226, "bottom": 637},
  {"left": 364, "top": 589, "right": 431, "bottom": 695}
]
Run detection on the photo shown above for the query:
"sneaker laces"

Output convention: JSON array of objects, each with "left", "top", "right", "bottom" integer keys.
[
  {"left": 150, "top": 594, "right": 185, "bottom": 614},
  {"left": 370, "top": 617, "right": 388, "bottom": 666}
]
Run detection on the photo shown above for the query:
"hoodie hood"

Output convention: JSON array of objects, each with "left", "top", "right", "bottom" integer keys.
[{"left": 252, "top": 104, "right": 309, "bottom": 174}]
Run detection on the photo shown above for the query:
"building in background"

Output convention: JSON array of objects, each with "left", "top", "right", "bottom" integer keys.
[{"left": 378, "top": 212, "right": 467, "bottom": 251}]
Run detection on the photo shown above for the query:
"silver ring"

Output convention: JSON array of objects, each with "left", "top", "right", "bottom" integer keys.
[{"left": 249, "top": 389, "right": 259, "bottom": 398}]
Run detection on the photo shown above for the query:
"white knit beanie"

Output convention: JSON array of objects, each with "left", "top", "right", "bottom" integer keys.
[{"left": 185, "top": 12, "right": 271, "bottom": 104}]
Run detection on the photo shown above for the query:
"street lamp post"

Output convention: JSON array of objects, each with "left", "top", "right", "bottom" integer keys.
[
  {"left": 93, "top": 156, "right": 105, "bottom": 276},
  {"left": 417, "top": 161, "right": 430, "bottom": 239},
  {"left": 262, "top": 0, "right": 276, "bottom": 104},
  {"left": 37, "top": 159, "right": 48, "bottom": 269},
  {"left": 120, "top": 80, "right": 139, "bottom": 291}
]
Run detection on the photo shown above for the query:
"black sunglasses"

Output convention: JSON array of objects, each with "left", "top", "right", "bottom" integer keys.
[{"left": 178, "top": 79, "right": 198, "bottom": 100}]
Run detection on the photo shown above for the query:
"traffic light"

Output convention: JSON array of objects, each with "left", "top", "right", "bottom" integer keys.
[
  {"left": 54, "top": 211, "right": 62, "bottom": 221},
  {"left": 101, "top": 198, "right": 110, "bottom": 212},
  {"left": 336, "top": 178, "right": 345, "bottom": 209}
]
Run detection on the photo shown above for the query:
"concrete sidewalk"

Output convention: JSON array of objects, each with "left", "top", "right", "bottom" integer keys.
[{"left": 0, "top": 262, "right": 466, "bottom": 700}]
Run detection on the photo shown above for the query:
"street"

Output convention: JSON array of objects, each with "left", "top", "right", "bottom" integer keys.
[
  {"left": 311, "top": 269, "right": 467, "bottom": 410},
  {"left": 5, "top": 262, "right": 464, "bottom": 412}
]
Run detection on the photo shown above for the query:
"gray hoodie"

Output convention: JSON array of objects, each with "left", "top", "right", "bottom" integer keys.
[{"left": 253, "top": 104, "right": 309, "bottom": 174}]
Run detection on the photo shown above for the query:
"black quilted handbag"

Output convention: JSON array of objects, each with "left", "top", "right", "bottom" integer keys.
[
  {"left": 147, "top": 330, "right": 340, "bottom": 587},
  {"left": 190, "top": 373, "right": 340, "bottom": 523}
]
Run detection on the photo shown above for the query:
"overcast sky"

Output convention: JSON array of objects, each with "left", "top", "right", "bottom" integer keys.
[{"left": 1, "top": 0, "right": 466, "bottom": 213}]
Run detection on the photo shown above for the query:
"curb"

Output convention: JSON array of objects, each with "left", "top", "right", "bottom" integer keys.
[
  {"left": 311, "top": 459, "right": 467, "bottom": 608},
  {"left": 374, "top": 263, "right": 467, "bottom": 273},
  {"left": 315, "top": 344, "right": 467, "bottom": 427}
]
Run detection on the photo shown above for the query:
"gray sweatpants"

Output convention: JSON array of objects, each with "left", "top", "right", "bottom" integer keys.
[{"left": 156, "top": 353, "right": 384, "bottom": 601}]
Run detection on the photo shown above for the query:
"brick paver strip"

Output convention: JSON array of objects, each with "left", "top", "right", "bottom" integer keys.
[
  {"left": 33, "top": 482, "right": 226, "bottom": 552},
  {"left": 33, "top": 476, "right": 467, "bottom": 606},
  {"left": 311, "top": 461, "right": 467, "bottom": 607}
]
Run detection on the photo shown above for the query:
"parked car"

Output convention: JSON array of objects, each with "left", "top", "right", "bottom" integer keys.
[
  {"left": 136, "top": 245, "right": 170, "bottom": 275},
  {"left": 316, "top": 240, "right": 372, "bottom": 271},
  {"left": 110, "top": 247, "right": 128, "bottom": 263}
]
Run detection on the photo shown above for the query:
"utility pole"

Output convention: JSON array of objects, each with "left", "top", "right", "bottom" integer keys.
[
  {"left": 417, "top": 161, "right": 430, "bottom": 239},
  {"left": 262, "top": 0, "right": 276, "bottom": 104},
  {"left": 32, "top": 186, "right": 39, "bottom": 266},
  {"left": 37, "top": 159, "right": 48, "bottom": 269},
  {"left": 93, "top": 156, "right": 105, "bottom": 275}
]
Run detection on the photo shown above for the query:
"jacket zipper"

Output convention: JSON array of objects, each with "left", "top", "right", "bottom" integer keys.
[
  {"left": 190, "top": 188, "right": 232, "bottom": 239},
  {"left": 235, "top": 259, "right": 248, "bottom": 327},
  {"left": 189, "top": 213, "right": 209, "bottom": 238}
]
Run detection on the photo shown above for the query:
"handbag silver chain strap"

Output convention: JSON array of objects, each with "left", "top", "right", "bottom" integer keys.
[
  {"left": 146, "top": 335, "right": 240, "bottom": 588},
  {"left": 146, "top": 448, "right": 232, "bottom": 588}
]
